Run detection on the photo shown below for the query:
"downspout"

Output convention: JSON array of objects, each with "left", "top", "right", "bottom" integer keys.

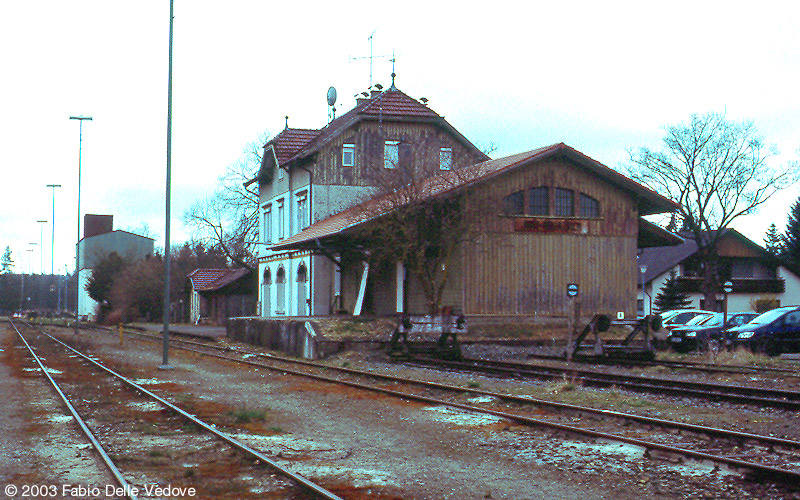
[{"left": 297, "top": 163, "right": 314, "bottom": 315}]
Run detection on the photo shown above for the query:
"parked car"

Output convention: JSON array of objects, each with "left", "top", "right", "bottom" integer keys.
[
  {"left": 668, "top": 312, "right": 759, "bottom": 353},
  {"left": 725, "top": 306, "right": 800, "bottom": 356},
  {"left": 659, "top": 309, "right": 715, "bottom": 332}
]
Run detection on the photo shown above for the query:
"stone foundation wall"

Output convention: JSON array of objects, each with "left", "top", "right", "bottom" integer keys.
[{"left": 227, "top": 317, "right": 322, "bottom": 359}]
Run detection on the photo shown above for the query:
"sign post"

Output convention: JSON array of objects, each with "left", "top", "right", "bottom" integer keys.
[
  {"left": 723, "top": 281, "right": 733, "bottom": 329},
  {"left": 566, "top": 283, "right": 579, "bottom": 361}
]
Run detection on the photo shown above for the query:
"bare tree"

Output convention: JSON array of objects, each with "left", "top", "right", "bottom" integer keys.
[
  {"left": 184, "top": 132, "right": 270, "bottom": 269},
  {"left": 628, "top": 112, "right": 799, "bottom": 307},
  {"left": 358, "top": 146, "right": 493, "bottom": 316}
]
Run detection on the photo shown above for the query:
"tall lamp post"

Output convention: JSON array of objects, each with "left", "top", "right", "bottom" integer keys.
[
  {"left": 70, "top": 115, "right": 92, "bottom": 334},
  {"left": 36, "top": 220, "right": 47, "bottom": 274},
  {"left": 46, "top": 184, "right": 61, "bottom": 275},
  {"left": 160, "top": 0, "right": 175, "bottom": 369}
]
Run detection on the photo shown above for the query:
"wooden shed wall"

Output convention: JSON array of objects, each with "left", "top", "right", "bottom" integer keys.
[{"left": 460, "top": 156, "right": 640, "bottom": 317}]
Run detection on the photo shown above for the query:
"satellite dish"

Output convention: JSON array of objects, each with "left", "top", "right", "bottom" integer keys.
[{"left": 327, "top": 86, "right": 337, "bottom": 106}]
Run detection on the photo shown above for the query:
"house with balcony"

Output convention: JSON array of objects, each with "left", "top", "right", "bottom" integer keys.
[{"left": 637, "top": 229, "right": 800, "bottom": 315}]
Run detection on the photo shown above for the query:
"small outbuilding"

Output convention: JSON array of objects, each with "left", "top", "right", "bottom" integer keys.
[{"left": 188, "top": 268, "right": 256, "bottom": 325}]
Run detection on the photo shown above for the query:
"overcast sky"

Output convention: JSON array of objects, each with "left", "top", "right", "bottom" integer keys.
[{"left": 2, "top": 1, "right": 798, "bottom": 275}]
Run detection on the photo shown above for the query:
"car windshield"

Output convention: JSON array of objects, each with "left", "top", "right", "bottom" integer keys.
[
  {"left": 748, "top": 307, "right": 796, "bottom": 325},
  {"left": 686, "top": 314, "right": 717, "bottom": 326}
]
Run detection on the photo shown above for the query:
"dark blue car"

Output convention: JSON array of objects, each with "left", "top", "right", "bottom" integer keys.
[
  {"left": 725, "top": 306, "right": 800, "bottom": 356},
  {"left": 669, "top": 312, "right": 758, "bottom": 353}
]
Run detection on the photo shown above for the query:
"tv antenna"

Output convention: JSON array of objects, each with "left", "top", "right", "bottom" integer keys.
[{"left": 349, "top": 30, "right": 395, "bottom": 89}]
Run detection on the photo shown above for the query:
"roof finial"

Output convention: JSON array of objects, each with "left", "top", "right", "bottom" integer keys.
[
  {"left": 285, "top": 115, "right": 289, "bottom": 129},
  {"left": 389, "top": 52, "right": 397, "bottom": 90}
]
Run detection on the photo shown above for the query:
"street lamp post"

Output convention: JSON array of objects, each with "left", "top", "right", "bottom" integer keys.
[
  {"left": 159, "top": 0, "right": 175, "bottom": 370},
  {"left": 70, "top": 115, "right": 92, "bottom": 334},
  {"left": 46, "top": 184, "right": 61, "bottom": 275},
  {"left": 37, "top": 220, "right": 47, "bottom": 274},
  {"left": 639, "top": 264, "right": 648, "bottom": 316}
]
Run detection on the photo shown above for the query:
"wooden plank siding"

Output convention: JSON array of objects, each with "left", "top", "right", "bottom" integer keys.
[
  {"left": 312, "top": 120, "right": 486, "bottom": 187},
  {"left": 459, "top": 156, "right": 639, "bottom": 317}
]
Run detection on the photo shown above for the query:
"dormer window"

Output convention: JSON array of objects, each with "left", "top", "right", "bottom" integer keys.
[{"left": 342, "top": 143, "right": 355, "bottom": 167}]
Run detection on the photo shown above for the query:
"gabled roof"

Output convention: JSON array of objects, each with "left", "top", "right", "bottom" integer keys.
[
  {"left": 269, "top": 128, "right": 319, "bottom": 165},
  {"left": 246, "top": 88, "right": 488, "bottom": 187},
  {"left": 270, "top": 143, "right": 679, "bottom": 252},
  {"left": 188, "top": 268, "right": 250, "bottom": 292},
  {"left": 637, "top": 229, "right": 775, "bottom": 283}
]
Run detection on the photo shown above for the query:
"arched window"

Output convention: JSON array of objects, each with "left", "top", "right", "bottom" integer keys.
[
  {"left": 261, "top": 268, "right": 271, "bottom": 317},
  {"left": 503, "top": 191, "right": 524, "bottom": 215},
  {"left": 528, "top": 187, "right": 549, "bottom": 215},
  {"left": 276, "top": 267, "right": 286, "bottom": 314},
  {"left": 554, "top": 188, "right": 574, "bottom": 217},
  {"left": 579, "top": 193, "right": 600, "bottom": 217},
  {"left": 297, "top": 263, "right": 308, "bottom": 316}
]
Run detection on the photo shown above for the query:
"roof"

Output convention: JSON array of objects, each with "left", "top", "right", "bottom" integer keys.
[
  {"left": 269, "top": 128, "right": 318, "bottom": 165},
  {"left": 188, "top": 268, "right": 250, "bottom": 292},
  {"left": 270, "top": 143, "right": 680, "bottom": 252},
  {"left": 246, "top": 88, "right": 488, "bottom": 187},
  {"left": 637, "top": 229, "right": 776, "bottom": 283}
]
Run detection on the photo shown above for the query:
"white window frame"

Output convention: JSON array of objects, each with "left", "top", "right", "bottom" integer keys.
[
  {"left": 277, "top": 198, "right": 285, "bottom": 240},
  {"left": 342, "top": 143, "right": 355, "bottom": 167},
  {"left": 384, "top": 140, "right": 399, "bottom": 169},
  {"left": 296, "top": 191, "right": 308, "bottom": 231},
  {"left": 262, "top": 203, "right": 272, "bottom": 243},
  {"left": 439, "top": 147, "right": 453, "bottom": 170}
]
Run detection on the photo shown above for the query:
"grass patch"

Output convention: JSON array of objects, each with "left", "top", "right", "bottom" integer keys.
[
  {"left": 229, "top": 406, "right": 268, "bottom": 424},
  {"left": 467, "top": 380, "right": 481, "bottom": 389}
]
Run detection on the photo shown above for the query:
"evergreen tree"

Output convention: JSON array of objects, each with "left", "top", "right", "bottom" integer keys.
[
  {"left": 1, "top": 247, "right": 13, "bottom": 274},
  {"left": 765, "top": 223, "right": 782, "bottom": 256},
  {"left": 654, "top": 271, "right": 692, "bottom": 312},
  {"left": 783, "top": 197, "right": 800, "bottom": 270}
]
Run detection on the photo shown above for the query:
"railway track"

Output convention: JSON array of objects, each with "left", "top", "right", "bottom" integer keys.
[
  {"left": 527, "top": 350, "right": 800, "bottom": 377},
  {"left": 9, "top": 320, "right": 344, "bottom": 500},
  {"left": 53, "top": 322, "right": 800, "bottom": 487},
  {"left": 405, "top": 356, "right": 800, "bottom": 410}
]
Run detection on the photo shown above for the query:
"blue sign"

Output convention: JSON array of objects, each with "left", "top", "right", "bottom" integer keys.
[{"left": 566, "top": 283, "right": 579, "bottom": 297}]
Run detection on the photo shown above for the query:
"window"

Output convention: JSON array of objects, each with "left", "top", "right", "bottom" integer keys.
[
  {"left": 439, "top": 147, "right": 453, "bottom": 170},
  {"left": 554, "top": 188, "right": 574, "bottom": 217},
  {"left": 579, "top": 193, "right": 599, "bottom": 218},
  {"left": 342, "top": 143, "right": 355, "bottom": 167},
  {"left": 503, "top": 191, "right": 524, "bottom": 215},
  {"left": 296, "top": 191, "right": 308, "bottom": 231},
  {"left": 528, "top": 187, "right": 549, "bottom": 216},
  {"left": 276, "top": 267, "right": 286, "bottom": 314},
  {"left": 384, "top": 141, "right": 399, "bottom": 169},
  {"left": 262, "top": 204, "right": 272, "bottom": 243},
  {"left": 277, "top": 199, "right": 285, "bottom": 240}
]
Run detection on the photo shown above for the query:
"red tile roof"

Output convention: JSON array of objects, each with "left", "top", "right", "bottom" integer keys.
[
  {"left": 268, "top": 128, "right": 318, "bottom": 165},
  {"left": 188, "top": 268, "right": 250, "bottom": 292}
]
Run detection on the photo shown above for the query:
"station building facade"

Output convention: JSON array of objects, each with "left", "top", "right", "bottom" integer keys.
[{"left": 249, "top": 86, "right": 679, "bottom": 321}]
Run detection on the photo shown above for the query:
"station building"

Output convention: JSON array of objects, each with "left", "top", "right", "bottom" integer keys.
[{"left": 248, "top": 84, "right": 679, "bottom": 323}]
